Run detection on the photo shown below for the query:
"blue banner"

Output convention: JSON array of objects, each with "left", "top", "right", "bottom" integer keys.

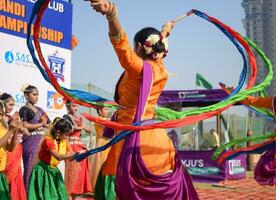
[{"left": 0, "top": 0, "right": 73, "bottom": 49}]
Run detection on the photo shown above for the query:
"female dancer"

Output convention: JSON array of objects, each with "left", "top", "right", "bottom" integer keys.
[
  {"left": 0, "top": 93, "right": 27, "bottom": 200},
  {"left": 90, "top": 1, "right": 199, "bottom": 199},
  {"left": 19, "top": 85, "right": 51, "bottom": 193},
  {"left": 63, "top": 100, "right": 92, "bottom": 199}
]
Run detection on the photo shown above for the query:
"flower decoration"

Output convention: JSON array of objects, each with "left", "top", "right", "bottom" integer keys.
[{"left": 143, "top": 34, "right": 168, "bottom": 59}]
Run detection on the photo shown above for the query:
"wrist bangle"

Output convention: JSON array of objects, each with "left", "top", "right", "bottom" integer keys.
[
  {"left": 109, "top": 29, "right": 124, "bottom": 41},
  {"left": 106, "top": 2, "right": 118, "bottom": 21}
]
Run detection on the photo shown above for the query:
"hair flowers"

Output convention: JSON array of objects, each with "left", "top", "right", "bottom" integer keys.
[{"left": 143, "top": 34, "right": 168, "bottom": 60}]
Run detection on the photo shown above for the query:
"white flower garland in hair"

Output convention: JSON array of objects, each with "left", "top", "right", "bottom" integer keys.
[
  {"left": 21, "top": 83, "right": 30, "bottom": 92},
  {"left": 143, "top": 34, "right": 168, "bottom": 59}
]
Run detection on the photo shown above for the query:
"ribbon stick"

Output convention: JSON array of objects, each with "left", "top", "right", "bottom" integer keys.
[{"left": 173, "top": 10, "right": 194, "bottom": 22}]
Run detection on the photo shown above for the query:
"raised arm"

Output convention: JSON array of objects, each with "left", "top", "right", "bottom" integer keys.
[
  {"left": 220, "top": 83, "right": 275, "bottom": 110},
  {"left": 90, "top": 0, "right": 143, "bottom": 73}
]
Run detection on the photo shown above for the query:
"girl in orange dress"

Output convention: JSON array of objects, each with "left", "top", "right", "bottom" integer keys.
[
  {"left": 0, "top": 93, "right": 27, "bottom": 200},
  {"left": 63, "top": 100, "right": 92, "bottom": 199}
]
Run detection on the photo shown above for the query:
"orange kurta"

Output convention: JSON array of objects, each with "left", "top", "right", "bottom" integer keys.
[{"left": 102, "top": 32, "right": 175, "bottom": 176}]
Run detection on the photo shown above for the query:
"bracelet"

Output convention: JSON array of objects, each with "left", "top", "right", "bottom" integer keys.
[
  {"left": 109, "top": 29, "right": 125, "bottom": 41},
  {"left": 106, "top": 2, "right": 118, "bottom": 21}
]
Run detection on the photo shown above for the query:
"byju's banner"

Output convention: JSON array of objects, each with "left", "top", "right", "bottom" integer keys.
[{"left": 179, "top": 150, "right": 246, "bottom": 182}]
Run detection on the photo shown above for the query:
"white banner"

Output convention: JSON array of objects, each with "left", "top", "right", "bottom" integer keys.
[{"left": 0, "top": 32, "right": 71, "bottom": 120}]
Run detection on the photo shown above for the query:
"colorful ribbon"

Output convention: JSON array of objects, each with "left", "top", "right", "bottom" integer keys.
[
  {"left": 75, "top": 10, "right": 273, "bottom": 160},
  {"left": 27, "top": 2, "right": 274, "bottom": 160},
  {"left": 217, "top": 138, "right": 276, "bottom": 164}
]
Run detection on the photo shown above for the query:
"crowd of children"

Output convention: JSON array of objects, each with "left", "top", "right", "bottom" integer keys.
[{"left": 0, "top": 85, "right": 108, "bottom": 200}]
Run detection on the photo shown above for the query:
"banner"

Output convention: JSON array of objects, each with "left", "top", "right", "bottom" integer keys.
[
  {"left": 0, "top": 0, "right": 72, "bottom": 119},
  {"left": 158, "top": 89, "right": 230, "bottom": 106},
  {"left": 179, "top": 150, "right": 246, "bottom": 182}
]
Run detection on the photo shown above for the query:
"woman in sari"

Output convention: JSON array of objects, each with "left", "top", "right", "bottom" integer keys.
[
  {"left": 0, "top": 93, "right": 27, "bottom": 200},
  {"left": 19, "top": 85, "right": 51, "bottom": 193},
  {"left": 90, "top": 1, "right": 199, "bottom": 199}
]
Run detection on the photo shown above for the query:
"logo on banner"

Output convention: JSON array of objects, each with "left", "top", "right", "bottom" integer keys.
[
  {"left": 228, "top": 159, "right": 245, "bottom": 175},
  {"left": 181, "top": 159, "right": 219, "bottom": 175},
  {"left": 48, "top": 51, "right": 65, "bottom": 82},
  {"left": 5, "top": 51, "right": 14, "bottom": 64},
  {"left": 14, "top": 93, "right": 26, "bottom": 107},
  {"left": 178, "top": 91, "right": 206, "bottom": 99},
  {"left": 47, "top": 91, "right": 64, "bottom": 110},
  {"left": 4, "top": 50, "right": 34, "bottom": 67}
]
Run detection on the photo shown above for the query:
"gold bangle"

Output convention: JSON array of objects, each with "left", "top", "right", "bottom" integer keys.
[
  {"left": 109, "top": 29, "right": 125, "bottom": 41},
  {"left": 106, "top": 2, "right": 118, "bottom": 21}
]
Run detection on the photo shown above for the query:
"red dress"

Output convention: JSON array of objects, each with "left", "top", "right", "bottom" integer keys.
[
  {"left": 4, "top": 143, "right": 27, "bottom": 200},
  {"left": 64, "top": 115, "right": 92, "bottom": 195},
  {"left": 4, "top": 115, "right": 26, "bottom": 200}
]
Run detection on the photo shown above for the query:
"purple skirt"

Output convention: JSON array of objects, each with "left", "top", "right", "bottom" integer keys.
[{"left": 254, "top": 149, "right": 276, "bottom": 186}]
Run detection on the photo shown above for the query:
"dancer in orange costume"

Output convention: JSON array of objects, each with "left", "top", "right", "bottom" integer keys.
[{"left": 90, "top": 1, "right": 198, "bottom": 199}]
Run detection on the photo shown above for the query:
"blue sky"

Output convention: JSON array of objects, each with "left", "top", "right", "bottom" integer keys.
[{"left": 71, "top": 0, "right": 245, "bottom": 93}]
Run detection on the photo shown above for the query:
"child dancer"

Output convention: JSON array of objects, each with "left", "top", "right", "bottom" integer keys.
[
  {"left": 0, "top": 93, "right": 27, "bottom": 200},
  {"left": 28, "top": 117, "right": 76, "bottom": 199},
  {"left": 19, "top": 85, "right": 51, "bottom": 193},
  {"left": 0, "top": 101, "right": 21, "bottom": 200},
  {"left": 63, "top": 100, "right": 92, "bottom": 199}
]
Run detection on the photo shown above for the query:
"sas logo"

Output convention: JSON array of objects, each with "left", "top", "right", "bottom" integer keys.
[
  {"left": 5, "top": 51, "right": 14, "bottom": 63},
  {"left": 48, "top": 51, "right": 65, "bottom": 82},
  {"left": 4, "top": 50, "right": 33, "bottom": 67},
  {"left": 14, "top": 93, "right": 26, "bottom": 104},
  {"left": 47, "top": 91, "right": 64, "bottom": 110}
]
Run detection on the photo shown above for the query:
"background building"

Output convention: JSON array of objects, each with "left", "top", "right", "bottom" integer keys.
[{"left": 242, "top": 0, "right": 276, "bottom": 131}]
